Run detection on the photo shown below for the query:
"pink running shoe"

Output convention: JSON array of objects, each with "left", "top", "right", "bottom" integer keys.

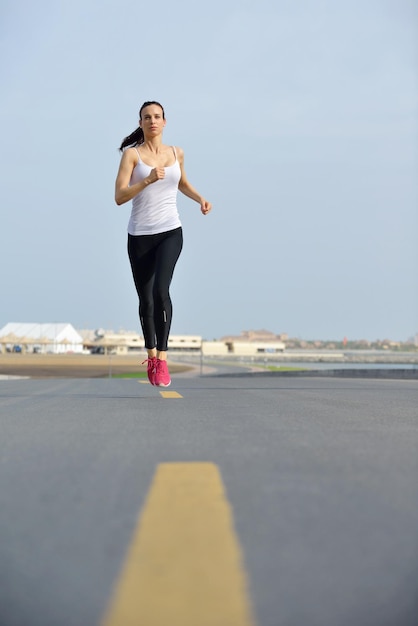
[
  {"left": 155, "top": 359, "right": 171, "bottom": 387},
  {"left": 142, "top": 357, "right": 157, "bottom": 385}
]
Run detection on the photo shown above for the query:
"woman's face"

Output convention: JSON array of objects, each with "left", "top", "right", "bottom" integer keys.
[{"left": 139, "top": 104, "right": 166, "bottom": 136}]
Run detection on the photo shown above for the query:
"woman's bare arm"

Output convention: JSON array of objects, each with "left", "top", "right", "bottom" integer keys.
[
  {"left": 177, "top": 147, "right": 212, "bottom": 215},
  {"left": 114, "top": 148, "right": 164, "bottom": 205}
]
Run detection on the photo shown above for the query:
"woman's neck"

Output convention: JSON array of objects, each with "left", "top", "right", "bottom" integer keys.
[{"left": 142, "top": 138, "right": 164, "bottom": 153}]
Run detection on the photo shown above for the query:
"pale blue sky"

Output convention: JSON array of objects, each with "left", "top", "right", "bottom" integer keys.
[{"left": 1, "top": 0, "right": 417, "bottom": 341}]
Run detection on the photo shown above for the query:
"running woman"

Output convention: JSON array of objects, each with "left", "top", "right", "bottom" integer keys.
[{"left": 115, "top": 101, "right": 211, "bottom": 387}]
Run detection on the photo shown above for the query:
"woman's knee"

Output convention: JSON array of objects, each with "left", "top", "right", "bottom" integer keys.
[
  {"left": 153, "top": 284, "right": 170, "bottom": 309},
  {"left": 139, "top": 295, "right": 154, "bottom": 317}
]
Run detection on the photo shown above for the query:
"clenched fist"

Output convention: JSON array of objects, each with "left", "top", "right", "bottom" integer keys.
[
  {"left": 148, "top": 167, "right": 165, "bottom": 184},
  {"left": 200, "top": 199, "right": 212, "bottom": 215}
]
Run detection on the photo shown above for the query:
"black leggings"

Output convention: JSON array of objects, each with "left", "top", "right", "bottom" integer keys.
[{"left": 127, "top": 227, "right": 183, "bottom": 351}]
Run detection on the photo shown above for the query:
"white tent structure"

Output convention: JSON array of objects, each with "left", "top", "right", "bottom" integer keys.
[{"left": 0, "top": 323, "right": 84, "bottom": 354}]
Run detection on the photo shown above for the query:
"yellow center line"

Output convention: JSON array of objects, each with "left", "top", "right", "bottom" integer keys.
[
  {"left": 137, "top": 381, "right": 182, "bottom": 397},
  {"left": 159, "top": 390, "right": 183, "bottom": 398},
  {"left": 101, "top": 462, "right": 257, "bottom": 626}
]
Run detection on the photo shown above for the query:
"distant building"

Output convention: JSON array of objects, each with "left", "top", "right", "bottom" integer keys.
[
  {"left": 201, "top": 341, "right": 229, "bottom": 356},
  {"left": 80, "top": 329, "right": 145, "bottom": 354},
  {"left": 77, "top": 329, "right": 286, "bottom": 356},
  {"left": 168, "top": 335, "right": 202, "bottom": 351},
  {"left": 0, "top": 323, "right": 84, "bottom": 354},
  {"left": 220, "top": 329, "right": 286, "bottom": 354}
]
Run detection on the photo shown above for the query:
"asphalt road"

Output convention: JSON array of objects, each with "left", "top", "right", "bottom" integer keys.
[{"left": 0, "top": 373, "right": 417, "bottom": 626}]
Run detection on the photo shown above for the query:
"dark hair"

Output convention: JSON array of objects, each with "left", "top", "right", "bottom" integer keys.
[{"left": 119, "top": 101, "right": 165, "bottom": 151}]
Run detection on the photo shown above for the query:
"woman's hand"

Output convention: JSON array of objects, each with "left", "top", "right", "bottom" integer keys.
[
  {"left": 200, "top": 199, "right": 212, "bottom": 215},
  {"left": 147, "top": 167, "right": 165, "bottom": 184}
]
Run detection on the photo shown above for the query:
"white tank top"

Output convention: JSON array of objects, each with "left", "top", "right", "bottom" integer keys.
[{"left": 127, "top": 146, "right": 182, "bottom": 236}]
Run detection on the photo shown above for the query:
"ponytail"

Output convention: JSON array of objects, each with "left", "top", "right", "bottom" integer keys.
[
  {"left": 119, "top": 127, "right": 144, "bottom": 152},
  {"left": 119, "top": 101, "right": 165, "bottom": 152}
]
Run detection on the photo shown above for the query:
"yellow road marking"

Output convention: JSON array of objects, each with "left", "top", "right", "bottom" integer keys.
[
  {"left": 159, "top": 390, "right": 183, "bottom": 398},
  {"left": 101, "top": 462, "right": 256, "bottom": 626}
]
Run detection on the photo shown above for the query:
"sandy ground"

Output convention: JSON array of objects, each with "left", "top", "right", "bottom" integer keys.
[{"left": 0, "top": 353, "right": 192, "bottom": 378}]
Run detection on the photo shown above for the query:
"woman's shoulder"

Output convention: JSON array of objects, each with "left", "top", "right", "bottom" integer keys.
[
  {"left": 173, "top": 145, "right": 184, "bottom": 161},
  {"left": 121, "top": 146, "right": 140, "bottom": 165},
  {"left": 121, "top": 145, "right": 140, "bottom": 157}
]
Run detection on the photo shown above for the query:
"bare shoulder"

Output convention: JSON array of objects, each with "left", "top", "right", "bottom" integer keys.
[
  {"left": 117, "top": 147, "right": 138, "bottom": 179},
  {"left": 174, "top": 146, "right": 185, "bottom": 162},
  {"left": 124, "top": 146, "right": 139, "bottom": 164}
]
